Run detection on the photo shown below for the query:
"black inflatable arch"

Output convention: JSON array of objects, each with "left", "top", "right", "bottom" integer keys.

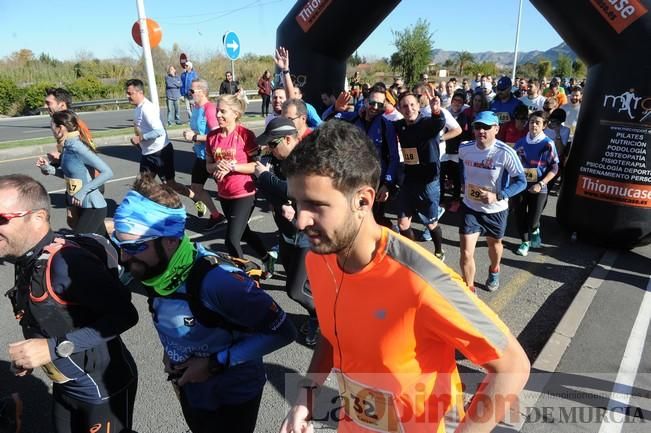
[{"left": 278, "top": 0, "right": 651, "bottom": 247}]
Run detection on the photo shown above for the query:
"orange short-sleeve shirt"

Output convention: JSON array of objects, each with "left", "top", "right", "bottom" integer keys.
[{"left": 305, "top": 227, "right": 512, "bottom": 433}]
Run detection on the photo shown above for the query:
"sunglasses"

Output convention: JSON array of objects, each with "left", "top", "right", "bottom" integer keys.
[
  {"left": 110, "top": 232, "right": 158, "bottom": 255},
  {"left": 473, "top": 123, "right": 494, "bottom": 131},
  {"left": 268, "top": 137, "right": 283, "bottom": 149},
  {"left": 0, "top": 210, "right": 38, "bottom": 225},
  {"left": 368, "top": 101, "right": 384, "bottom": 109}
]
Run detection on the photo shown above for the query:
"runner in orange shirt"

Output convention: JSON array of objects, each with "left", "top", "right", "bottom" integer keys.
[{"left": 280, "top": 120, "right": 530, "bottom": 433}]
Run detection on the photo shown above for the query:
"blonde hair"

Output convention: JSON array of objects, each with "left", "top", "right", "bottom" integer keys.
[{"left": 216, "top": 94, "right": 245, "bottom": 122}]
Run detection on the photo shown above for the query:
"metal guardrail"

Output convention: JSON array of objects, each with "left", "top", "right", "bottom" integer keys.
[{"left": 68, "top": 90, "right": 259, "bottom": 110}]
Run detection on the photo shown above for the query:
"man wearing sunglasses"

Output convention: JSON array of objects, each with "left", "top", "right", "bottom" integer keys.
[
  {"left": 333, "top": 86, "right": 400, "bottom": 228},
  {"left": 112, "top": 174, "right": 295, "bottom": 433},
  {"left": 0, "top": 174, "right": 139, "bottom": 433},
  {"left": 458, "top": 111, "right": 526, "bottom": 292}
]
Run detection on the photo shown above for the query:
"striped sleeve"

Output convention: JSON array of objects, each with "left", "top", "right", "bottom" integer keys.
[{"left": 386, "top": 234, "right": 511, "bottom": 365}]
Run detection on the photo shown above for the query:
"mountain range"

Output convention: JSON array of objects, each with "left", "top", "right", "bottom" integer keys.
[{"left": 431, "top": 42, "right": 577, "bottom": 67}]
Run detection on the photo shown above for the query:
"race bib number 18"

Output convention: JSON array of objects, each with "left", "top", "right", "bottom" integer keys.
[{"left": 401, "top": 147, "right": 420, "bottom": 166}]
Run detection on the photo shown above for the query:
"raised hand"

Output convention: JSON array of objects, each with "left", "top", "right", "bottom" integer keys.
[{"left": 274, "top": 47, "right": 290, "bottom": 70}]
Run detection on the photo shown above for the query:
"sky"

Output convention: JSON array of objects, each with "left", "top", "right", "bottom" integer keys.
[{"left": 0, "top": 0, "right": 563, "bottom": 61}]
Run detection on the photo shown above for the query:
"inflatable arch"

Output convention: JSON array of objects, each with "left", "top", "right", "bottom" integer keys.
[{"left": 277, "top": 0, "right": 651, "bottom": 247}]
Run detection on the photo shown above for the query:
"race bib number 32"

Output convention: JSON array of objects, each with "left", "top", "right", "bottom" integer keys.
[{"left": 335, "top": 370, "right": 402, "bottom": 433}]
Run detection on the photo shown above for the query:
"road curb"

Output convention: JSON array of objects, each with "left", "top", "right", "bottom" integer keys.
[{"left": 0, "top": 118, "right": 267, "bottom": 162}]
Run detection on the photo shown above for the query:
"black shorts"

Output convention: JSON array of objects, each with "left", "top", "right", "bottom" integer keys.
[
  {"left": 140, "top": 143, "right": 175, "bottom": 182},
  {"left": 459, "top": 203, "right": 508, "bottom": 239},
  {"left": 191, "top": 157, "right": 210, "bottom": 185}
]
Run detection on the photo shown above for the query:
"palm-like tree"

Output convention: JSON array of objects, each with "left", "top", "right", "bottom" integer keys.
[{"left": 455, "top": 51, "right": 475, "bottom": 76}]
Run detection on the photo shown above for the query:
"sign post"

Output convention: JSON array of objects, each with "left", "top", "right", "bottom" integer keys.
[
  {"left": 223, "top": 31, "right": 241, "bottom": 80},
  {"left": 135, "top": 0, "right": 159, "bottom": 109}
]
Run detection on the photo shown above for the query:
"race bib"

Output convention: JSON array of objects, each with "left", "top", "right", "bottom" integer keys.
[
  {"left": 466, "top": 184, "right": 488, "bottom": 202},
  {"left": 335, "top": 370, "right": 402, "bottom": 433},
  {"left": 401, "top": 147, "right": 420, "bottom": 165},
  {"left": 497, "top": 112, "right": 511, "bottom": 123},
  {"left": 64, "top": 177, "right": 83, "bottom": 195},
  {"left": 524, "top": 168, "right": 538, "bottom": 183},
  {"left": 41, "top": 362, "right": 72, "bottom": 384}
]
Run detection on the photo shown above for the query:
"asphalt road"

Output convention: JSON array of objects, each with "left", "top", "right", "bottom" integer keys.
[
  {"left": 0, "top": 134, "right": 608, "bottom": 433},
  {"left": 0, "top": 100, "right": 264, "bottom": 142}
]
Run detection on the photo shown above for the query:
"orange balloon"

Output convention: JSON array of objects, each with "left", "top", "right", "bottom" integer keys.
[{"left": 131, "top": 18, "right": 162, "bottom": 48}]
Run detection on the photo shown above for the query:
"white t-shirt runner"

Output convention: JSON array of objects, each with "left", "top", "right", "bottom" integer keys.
[
  {"left": 458, "top": 140, "right": 524, "bottom": 213},
  {"left": 134, "top": 98, "right": 168, "bottom": 155}
]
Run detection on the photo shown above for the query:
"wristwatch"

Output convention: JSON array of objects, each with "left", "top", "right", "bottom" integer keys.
[
  {"left": 56, "top": 340, "right": 75, "bottom": 358},
  {"left": 282, "top": 69, "right": 290, "bottom": 75}
]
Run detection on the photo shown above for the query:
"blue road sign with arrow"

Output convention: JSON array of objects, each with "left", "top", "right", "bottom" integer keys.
[{"left": 223, "top": 31, "right": 241, "bottom": 61}]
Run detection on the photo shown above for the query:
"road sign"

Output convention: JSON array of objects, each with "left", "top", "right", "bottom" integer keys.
[{"left": 223, "top": 31, "right": 241, "bottom": 61}]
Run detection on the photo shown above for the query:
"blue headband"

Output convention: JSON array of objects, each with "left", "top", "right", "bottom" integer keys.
[{"left": 114, "top": 190, "right": 186, "bottom": 239}]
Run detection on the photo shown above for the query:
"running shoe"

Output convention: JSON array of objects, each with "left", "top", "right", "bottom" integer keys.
[
  {"left": 434, "top": 250, "right": 446, "bottom": 262},
  {"left": 515, "top": 241, "right": 530, "bottom": 256},
  {"left": 202, "top": 214, "right": 227, "bottom": 232},
  {"left": 0, "top": 393, "right": 22, "bottom": 433},
  {"left": 305, "top": 318, "right": 320, "bottom": 347},
  {"left": 486, "top": 270, "right": 500, "bottom": 292},
  {"left": 194, "top": 200, "right": 208, "bottom": 218},
  {"left": 262, "top": 250, "right": 278, "bottom": 280},
  {"left": 421, "top": 229, "right": 432, "bottom": 241},
  {"left": 530, "top": 229, "right": 542, "bottom": 248}
]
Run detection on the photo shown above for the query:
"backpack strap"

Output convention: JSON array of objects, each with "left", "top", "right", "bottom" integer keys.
[
  {"left": 31, "top": 237, "right": 80, "bottom": 305},
  {"left": 147, "top": 255, "right": 252, "bottom": 332}
]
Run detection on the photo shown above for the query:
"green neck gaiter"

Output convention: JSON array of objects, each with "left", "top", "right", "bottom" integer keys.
[{"left": 142, "top": 235, "right": 196, "bottom": 295}]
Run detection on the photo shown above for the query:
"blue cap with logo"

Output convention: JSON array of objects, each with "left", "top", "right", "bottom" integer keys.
[
  {"left": 496, "top": 76, "right": 512, "bottom": 91},
  {"left": 472, "top": 111, "right": 500, "bottom": 126}
]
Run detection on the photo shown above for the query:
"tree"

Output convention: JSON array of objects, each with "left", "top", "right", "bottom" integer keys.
[
  {"left": 455, "top": 51, "right": 475, "bottom": 76},
  {"left": 516, "top": 62, "right": 539, "bottom": 80},
  {"left": 555, "top": 54, "right": 573, "bottom": 79},
  {"left": 537, "top": 59, "right": 552, "bottom": 81},
  {"left": 390, "top": 19, "right": 433, "bottom": 85},
  {"left": 348, "top": 51, "right": 364, "bottom": 67},
  {"left": 572, "top": 59, "right": 587, "bottom": 79},
  {"left": 9, "top": 49, "right": 34, "bottom": 66}
]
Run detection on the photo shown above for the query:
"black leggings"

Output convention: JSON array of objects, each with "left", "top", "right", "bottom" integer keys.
[
  {"left": 278, "top": 238, "right": 315, "bottom": 317},
  {"left": 73, "top": 207, "right": 107, "bottom": 237},
  {"left": 180, "top": 391, "right": 262, "bottom": 433},
  {"left": 440, "top": 160, "right": 461, "bottom": 200},
  {"left": 53, "top": 380, "right": 137, "bottom": 433},
  {"left": 219, "top": 195, "right": 267, "bottom": 259},
  {"left": 514, "top": 190, "right": 548, "bottom": 241},
  {"left": 260, "top": 94, "right": 270, "bottom": 116}
]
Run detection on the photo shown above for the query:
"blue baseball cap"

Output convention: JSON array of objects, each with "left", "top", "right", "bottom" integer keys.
[
  {"left": 472, "top": 111, "right": 500, "bottom": 126},
  {"left": 496, "top": 76, "right": 512, "bottom": 91}
]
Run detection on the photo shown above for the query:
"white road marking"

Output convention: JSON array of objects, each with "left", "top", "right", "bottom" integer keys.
[{"left": 598, "top": 274, "right": 651, "bottom": 433}]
